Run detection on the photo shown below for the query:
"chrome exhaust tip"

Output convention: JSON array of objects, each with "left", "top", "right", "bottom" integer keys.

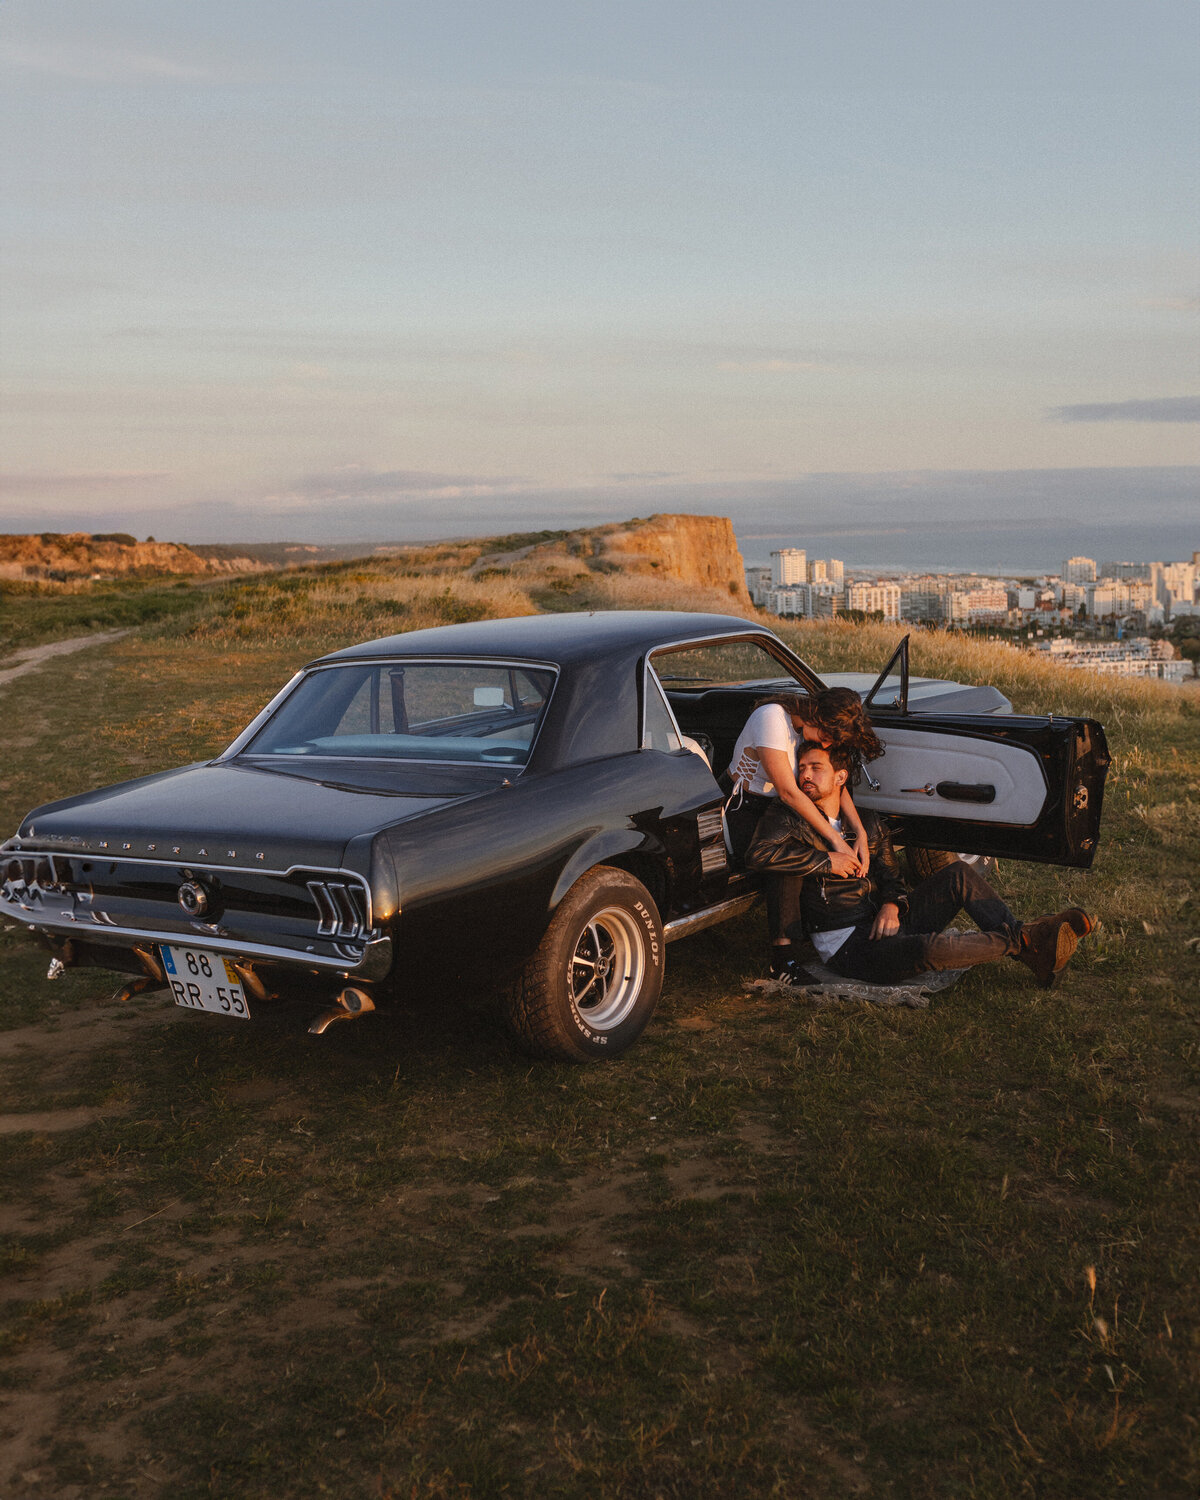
[
  {"left": 308, "top": 985, "right": 376, "bottom": 1035},
  {"left": 112, "top": 974, "right": 156, "bottom": 1004}
]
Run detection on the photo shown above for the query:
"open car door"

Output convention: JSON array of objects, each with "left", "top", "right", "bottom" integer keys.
[{"left": 849, "top": 637, "right": 1110, "bottom": 868}]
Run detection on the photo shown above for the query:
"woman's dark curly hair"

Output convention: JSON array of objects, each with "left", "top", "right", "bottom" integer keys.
[
  {"left": 810, "top": 687, "right": 884, "bottom": 762},
  {"left": 752, "top": 687, "right": 883, "bottom": 762}
]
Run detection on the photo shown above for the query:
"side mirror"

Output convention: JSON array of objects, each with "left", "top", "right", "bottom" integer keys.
[{"left": 473, "top": 687, "right": 506, "bottom": 707}]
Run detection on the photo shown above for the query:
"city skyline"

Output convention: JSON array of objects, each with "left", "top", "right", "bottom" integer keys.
[
  {"left": 2, "top": 2, "right": 1197, "bottom": 546},
  {"left": 748, "top": 543, "right": 1197, "bottom": 635}
]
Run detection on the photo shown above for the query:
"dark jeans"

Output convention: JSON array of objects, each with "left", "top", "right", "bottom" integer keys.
[
  {"left": 824, "top": 862, "right": 1022, "bottom": 984},
  {"left": 727, "top": 792, "right": 804, "bottom": 942}
]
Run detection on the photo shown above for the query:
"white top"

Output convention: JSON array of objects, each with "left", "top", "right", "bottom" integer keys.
[{"left": 727, "top": 703, "right": 802, "bottom": 799}]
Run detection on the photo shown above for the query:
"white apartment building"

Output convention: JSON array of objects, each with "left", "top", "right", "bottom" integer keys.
[
  {"left": 809, "top": 557, "right": 844, "bottom": 584},
  {"left": 948, "top": 585, "right": 1009, "bottom": 625},
  {"left": 764, "top": 580, "right": 842, "bottom": 619},
  {"left": 1086, "top": 579, "right": 1157, "bottom": 619},
  {"left": 770, "top": 548, "right": 807, "bottom": 587},
  {"left": 899, "top": 575, "right": 950, "bottom": 623},
  {"left": 1064, "top": 556, "right": 1097, "bottom": 583},
  {"left": 1151, "top": 560, "right": 1198, "bottom": 620},
  {"left": 764, "top": 585, "right": 811, "bottom": 617},
  {"left": 1042, "top": 637, "right": 1190, "bottom": 683},
  {"left": 744, "top": 566, "right": 772, "bottom": 605},
  {"left": 810, "top": 581, "right": 842, "bottom": 617},
  {"left": 845, "top": 581, "right": 901, "bottom": 621}
]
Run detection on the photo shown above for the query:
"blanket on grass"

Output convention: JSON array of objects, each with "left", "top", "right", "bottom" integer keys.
[{"left": 746, "top": 962, "right": 965, "bottom": 1010}]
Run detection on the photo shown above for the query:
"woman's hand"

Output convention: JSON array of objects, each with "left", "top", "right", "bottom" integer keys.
[
  {"left": 852, "top": 828, "right": 871, "bottom": 877},
  {"left": 824, "top": 829, "right": 863, "bottom": 876}
]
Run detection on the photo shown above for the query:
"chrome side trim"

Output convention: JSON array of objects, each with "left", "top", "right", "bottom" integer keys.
[
  {"left": 647, "top": 629, "right": 823, "bottom": 694},
  {"left": 663, "top": 891, "right": 759, "bottom": 943},
  {"left": 214, "top": 670, "right": 307, "bottom": 759}
]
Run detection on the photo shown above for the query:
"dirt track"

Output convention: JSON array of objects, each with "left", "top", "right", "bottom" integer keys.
[{"left": 0, "top": 630, "right": 132, "bottom": 689}]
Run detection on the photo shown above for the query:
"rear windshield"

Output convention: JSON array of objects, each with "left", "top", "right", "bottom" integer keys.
[{"left": 242, "top": 661, "right": 556, "bottom": 768}]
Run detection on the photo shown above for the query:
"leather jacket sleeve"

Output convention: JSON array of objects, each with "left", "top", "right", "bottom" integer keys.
[
  {"left": 744, "top": 801, "right": 832, "bottom": 876},
  {"left": 869, "top": 821, "right": 908, "bottom": 911}
]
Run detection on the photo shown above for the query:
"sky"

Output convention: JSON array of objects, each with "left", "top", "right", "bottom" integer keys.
[{"left": 1, "top": 1, "right": 1197, "bottom": 569}]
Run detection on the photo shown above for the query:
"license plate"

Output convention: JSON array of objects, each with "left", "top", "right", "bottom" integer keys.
[{"left": 160, "top": 944, "right": 251, "bottom": 1020}]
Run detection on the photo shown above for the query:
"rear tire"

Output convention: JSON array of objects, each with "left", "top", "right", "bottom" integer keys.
[{"left": 502, "top": 867, "right": 664, "bottom": 1062}]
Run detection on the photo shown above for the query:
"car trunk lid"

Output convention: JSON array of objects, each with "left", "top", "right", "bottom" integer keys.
[{"left": 17, "top": 759, "right": 491, "bottom": 871}]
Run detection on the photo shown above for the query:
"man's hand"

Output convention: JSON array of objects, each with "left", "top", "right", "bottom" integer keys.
[
  {"left": 826, "top": 850, "right": 862, "bottom": 878},
  {"left": 869, "top": 902, "right": 901, "bottom": 940}
]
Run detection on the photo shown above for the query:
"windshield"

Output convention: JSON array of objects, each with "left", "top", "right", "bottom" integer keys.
[{"left": 242, "top": 660, "right": 556, "bottom": 767}]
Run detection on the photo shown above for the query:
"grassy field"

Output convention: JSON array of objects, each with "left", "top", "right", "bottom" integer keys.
[{"left": 0, "top": 552, "right": 1197, "bottom": 1498}]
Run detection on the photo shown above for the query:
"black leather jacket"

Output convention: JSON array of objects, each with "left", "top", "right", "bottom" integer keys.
[{"left": 744, "top": 803, "right": 909, "bottom": 934}]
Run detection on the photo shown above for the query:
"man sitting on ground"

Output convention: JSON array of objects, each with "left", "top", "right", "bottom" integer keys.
[{"left": 745, "top": 742, "right": 1094, "bottom": 989}]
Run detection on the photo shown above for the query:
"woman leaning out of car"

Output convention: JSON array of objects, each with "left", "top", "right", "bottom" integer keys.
[{"left": 724, "top": 688, "right": 884, "bottom": 977}]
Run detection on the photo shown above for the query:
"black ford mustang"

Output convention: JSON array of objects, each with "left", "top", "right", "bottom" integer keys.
[{"left": 1, "top": 612, "right": 1109, "bottom": 1060}]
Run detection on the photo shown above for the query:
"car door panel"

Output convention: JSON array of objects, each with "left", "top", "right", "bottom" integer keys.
[
  {"left": 861, "top": 712, "right": 1109, "bottom": 867},
  {"left": 855, "top": 726, "right": 1048, "bottom": 826}
]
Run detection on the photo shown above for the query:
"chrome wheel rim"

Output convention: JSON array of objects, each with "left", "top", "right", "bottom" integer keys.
[{"left": 568, "top": 905, "right": 646, "bottom": 1031}]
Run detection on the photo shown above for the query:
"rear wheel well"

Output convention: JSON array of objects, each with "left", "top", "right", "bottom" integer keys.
[{"left": 601, "top": 853, "right": 668, "bottom": 915}]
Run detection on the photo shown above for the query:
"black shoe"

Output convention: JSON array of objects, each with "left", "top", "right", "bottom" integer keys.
[
  {"left": 768, "top": 951, "right": 797, "bottom": 980},
  {"left": 768, "top": 955, "right": 817, "bottom": 988}
]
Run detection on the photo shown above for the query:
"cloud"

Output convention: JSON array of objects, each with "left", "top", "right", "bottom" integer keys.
[
  {"left": 716, "top": 358, "right": 825, "bottom": 373},
  {"left": 0, "top": 40, "right": 216, "bottom": 83},
  {"left": 0, "top": 471, "right": 170, "bottom": 496},
  {"left": 1048, "top": 396, "right": 1200, "bottom": 423},
  {"left": 606, "top": 471, "right": 687, "bottom": 482},
  {"left": 1140, "top": 296, "right": 1200, "bottom": 313},
  {"left": 266, "top": 465, "right": 711, "bottom": 510},
  {"left": 262, "top": 467, "right": 536, "bottom": 509}
]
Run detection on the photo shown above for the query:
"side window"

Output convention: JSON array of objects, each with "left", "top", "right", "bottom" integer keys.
[
  {"left": 338, "top": 673, "right": 379, "bottom": 733},
  {"left": 650, "top": 638, "right": 800, "bottom": 688},
  {"left": 642, "top": 671, "right": 684, "bottom": 752}
]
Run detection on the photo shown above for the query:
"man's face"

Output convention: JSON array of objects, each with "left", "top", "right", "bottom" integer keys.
[{"left": 796, "top": 746, "right": 846, "bottom": 807}]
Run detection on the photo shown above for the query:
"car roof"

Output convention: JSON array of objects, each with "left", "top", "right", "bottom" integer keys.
[{"left": 315, "top": 610, "right": 774, "bottom": 667}]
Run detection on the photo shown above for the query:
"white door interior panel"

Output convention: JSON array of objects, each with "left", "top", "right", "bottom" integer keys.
[{"left": 856, "top": 727, "right": 1048, "bottom": 826}]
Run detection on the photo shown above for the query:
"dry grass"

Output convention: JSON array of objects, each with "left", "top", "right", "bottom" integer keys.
[
  {"left": 176, "top": 566, "right": 536, "bottom": 653},
  {"left": 1, "top": 532, "right": 1198, "bottom": 1498}
]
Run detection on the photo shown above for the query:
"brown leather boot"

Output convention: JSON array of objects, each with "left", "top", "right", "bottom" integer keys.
[
  {"left": 1060, "top": 908, "right": 1096, "bottom": 939},
  {"left": 1017, "top": 909, "right": 1094, "bottom": 988}
]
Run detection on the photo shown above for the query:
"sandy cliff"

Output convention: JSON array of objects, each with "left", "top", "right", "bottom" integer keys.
[
  {"left": 594, "top": 515, "right": 750, "bottom": 600},
  {"left": 471, "top": 514, "right": 750, "bottom": 604},
  {"left": 0, "top": 533, "right": 267, "bottom": 582}
]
